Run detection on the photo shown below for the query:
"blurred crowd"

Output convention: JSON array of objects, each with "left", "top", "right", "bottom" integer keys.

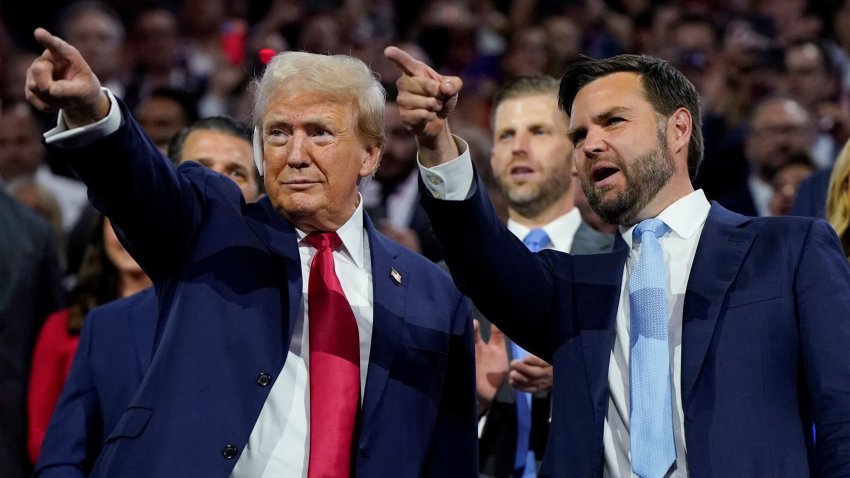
[{"left": 2, "top": 0, "right": 850, "bottom": 476}]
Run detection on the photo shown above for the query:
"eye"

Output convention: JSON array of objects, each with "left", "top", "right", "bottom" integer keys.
[
  {"left": 497, "top": 131, "right": 514, "bottom": 141},
  {"left": 606, "top": 117, "right": 624, "bottom": 126}
]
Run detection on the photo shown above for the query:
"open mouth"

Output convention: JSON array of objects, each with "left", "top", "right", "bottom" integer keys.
[{"left": 591, "top": 164, "right": 621, "bottom": 185}]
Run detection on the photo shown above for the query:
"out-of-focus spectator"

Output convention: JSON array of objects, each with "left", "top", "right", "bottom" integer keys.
[
  {"left": 784, "top": 39, "right": 849, "bottom": 168},
  {"left": 827, "top": 138, "right": 850, "bottom": 259},
  {"left": 7, "top": 178, "right": 64, "bottom": 262},
  {"left": 1, "top": 52, "right": 38, "bottom": 105},
  {"left": 27, "top": 215, "right": 151, "bottom": 464},
  {"left": 768, "top": 152, "right": 817, "bottom": 216},
  {"left": 0, "top": 189, "right": 64, "bottom": 478},
  {"left": 123, "top": 7, "right": 204, "bottom": 112},
  {"left": 501, "top": 26, "right": 550, "bottom": 79},
  {"left": 0, "top": 103, "right": 88, "bottom": 232},
  {"left": 57, "top": 1, "right": 126, "bottom": 98},
  {"left": 134, "top": 87, "right": 198, "bottom": 155},
  {"left": 716, "top": 96, "right": 815, "bottom": 216}
]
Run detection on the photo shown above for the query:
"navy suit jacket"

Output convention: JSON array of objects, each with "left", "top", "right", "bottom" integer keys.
[
  {"left": 42, "top": 102, "right": 477, "bottom": 478},
  {"left": 421, "top": 176, "right": 850, "bottom": 477},
  {"left": 35, "top": 288, "right": 155, "bottom": 477}
]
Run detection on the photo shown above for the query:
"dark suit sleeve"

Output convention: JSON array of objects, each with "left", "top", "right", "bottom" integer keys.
[
  {"left": 48, "top": 100, "right": 203, "bottom": 280},
  {"left": 423, "top": 293, "right": 478, "bottom": 477},
  {"left": 419, "top": 175, "right": 560, "bottom": 361},
  {"left": 33, "top": 312, "right": 103, "bottom": 478},
  {"left": 796, "top": 220, "right": 850, "bottom": 475}
]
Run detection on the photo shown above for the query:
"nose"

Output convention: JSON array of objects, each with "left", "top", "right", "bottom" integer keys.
[
  {"left": 580, "top": 127, "right": 606, "bottom": 160},
  {"left": 511, "top": 131, "right": 530, "bottom": 156},
  {"left": 287, "top": 131, "right": 310, "bottom": 167}
]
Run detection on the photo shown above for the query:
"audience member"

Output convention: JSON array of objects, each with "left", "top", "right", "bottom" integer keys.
[
  {"left": 474, "top": 75, "right": 613, "bottom": 478},
  {"left": 134, "top": 87, "right": 198, "bottom": 155},
  {"left": 27, "top": 214, "right": 151, "bottom": 463},
  {"left": 0, "top": 103, "right": 88, "bottom": 232},
  {"left": 827, "top": 138, "right": 850, "bottom": 259},
  {"left": 768, "top": 152, "right": 817, "bottom": 216},
  {"left": 0, "top": 190, "right": 64, "bottom": 478}
]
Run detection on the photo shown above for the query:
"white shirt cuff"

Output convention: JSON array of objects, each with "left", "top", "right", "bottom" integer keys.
[
  {"left": 44, "top": 88, "right": 122, "bottom": 148},
  {"left": 417, "top": 135, "right": 475, "bottom": 201}
]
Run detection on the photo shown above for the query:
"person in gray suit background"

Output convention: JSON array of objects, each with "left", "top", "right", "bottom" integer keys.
[
  {"left": 473, "top": 76, "right": 613, "bottom": 478},
  {"left": 0, "top": 189, "right": 64, "bottom": 478}
]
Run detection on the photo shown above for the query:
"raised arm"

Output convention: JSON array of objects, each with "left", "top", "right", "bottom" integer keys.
[{"left": 25, "top": 29, "right": 203, "bottom": 280}]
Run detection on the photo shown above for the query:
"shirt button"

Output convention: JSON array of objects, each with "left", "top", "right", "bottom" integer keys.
[
  {"left": 256, "top": 372, "right": 272, "bottom": 387},
  {"left": 428, "top": 175, "right": 440, "bottom": 185},
  {"left": 222, "top": 444, "right": 238, "bottom": 460}
]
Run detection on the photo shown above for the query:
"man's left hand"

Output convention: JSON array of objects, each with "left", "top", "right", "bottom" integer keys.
[{"left": 509, "top": 355, "right": 553, "bottom": 394}]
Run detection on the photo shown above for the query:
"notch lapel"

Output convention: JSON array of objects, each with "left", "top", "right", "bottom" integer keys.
[
  {"left": 572, "top": 236, "right": 629, "bottom": 419},
  {"left": 358, "top": 219, "right": 407, "bottom": 446},
  {"left": 681, "top": 204, "right": 755, "bottom": 404},
  {"left": 244, "top": 197, "right": 302, "bottom": 345}
]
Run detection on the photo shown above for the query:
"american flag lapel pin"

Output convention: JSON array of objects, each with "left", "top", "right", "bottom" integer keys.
[{"left": 390, "top": 268, "right": 402, "bottom": 285}]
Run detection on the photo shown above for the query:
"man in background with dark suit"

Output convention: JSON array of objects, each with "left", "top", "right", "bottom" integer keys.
[
  {"left": 474, "top": 76, "right": 612, "bottom": 478},
  {"left": 0, "top": 189, "right": 64, "bottom": 478}
]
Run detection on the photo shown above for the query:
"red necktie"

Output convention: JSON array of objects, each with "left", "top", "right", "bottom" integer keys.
[{"left": 305, "top": 232, "right": 360, "bottom": 478}]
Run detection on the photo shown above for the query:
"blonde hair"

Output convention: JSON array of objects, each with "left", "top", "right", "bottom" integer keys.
[
  {"left": 827, "top": 139, "right": 850, "bottom": 259},
  {"left": 251, "top": 51, "right": 386, "bottom": 147}
]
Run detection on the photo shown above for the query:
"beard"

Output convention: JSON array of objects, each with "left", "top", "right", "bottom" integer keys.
[
  {"left": 496, "top": 165, "right": 572, "bottom": 218},
  {"left": 581, "top": 133, "right": 674, "bottom": 225}
]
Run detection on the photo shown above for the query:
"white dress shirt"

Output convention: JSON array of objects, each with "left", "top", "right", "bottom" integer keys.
[
  {"left": 507, "top": 209, "right": 582, "bottom": 254},
  {"left": 44, "top": 91, "right": 376, "bottom": 477},
  {"left": 360, "top": 169, "right": 420, "bottom": 228},
  {"left": 420, "top": 144, "right": 711, "bottom": 478}
]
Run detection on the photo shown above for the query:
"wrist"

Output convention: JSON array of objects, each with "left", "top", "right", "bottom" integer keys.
[{"left": 63, "top": 90, "right": 110, "bottom": 129}]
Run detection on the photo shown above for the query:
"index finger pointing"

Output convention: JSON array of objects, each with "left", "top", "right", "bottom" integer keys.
[
  {"left": 384, "top": 46, "right": 434, "bottom": 79},
  {"left": 33, "top": 28, "right": 77, "bottom": 61}
]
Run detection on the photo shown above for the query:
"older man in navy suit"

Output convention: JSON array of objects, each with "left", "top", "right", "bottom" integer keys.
[
  {"left": 387, "top": 46, "right": 850, "bottom": 477},
  {"left": 26, "top": 28, "right": 476, "bottom": 478}
]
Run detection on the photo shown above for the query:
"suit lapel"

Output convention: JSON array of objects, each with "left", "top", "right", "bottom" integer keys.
[
  {"left": 681, "top": 203, "right": 754, "bottom": 404},
  {"left": 572, "top": 236, "right": 629, "bottom": 418},
  {"left": 359, "top": 217, "right": 407, "bottom": 443},
  {"left": 244, "top": 197, "right": 302, "bottom": 344}
]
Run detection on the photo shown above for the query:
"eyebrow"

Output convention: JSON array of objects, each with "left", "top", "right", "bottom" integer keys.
[{"left": 567, "top": 106, "right": 632, "bottom": 141}]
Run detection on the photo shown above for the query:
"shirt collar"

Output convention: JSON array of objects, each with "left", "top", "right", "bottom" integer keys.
[
  {"left": 296, "top": 194, "right": 366, "bottom": 268},
  {"left": 507, "top": 208, "right": 582, "bottom": 253},
  {"left": 620, "top": 189, "right": 710, "bottom": 248}
]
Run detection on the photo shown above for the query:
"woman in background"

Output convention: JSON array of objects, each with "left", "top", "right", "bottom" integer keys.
[
  {"left": 26, "top": 215, "right": 151, "bottom": 463},
  {"left": 827, "top": 140, "right": 850, "bottom": 260}
]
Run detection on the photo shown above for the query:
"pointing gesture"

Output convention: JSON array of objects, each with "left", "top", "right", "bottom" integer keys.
[
  {"left": 26, "top": 28, "right": 110, "bottom": 128},
  {"left": 384, "top": 46, "right": 463, "bottom": 167}
]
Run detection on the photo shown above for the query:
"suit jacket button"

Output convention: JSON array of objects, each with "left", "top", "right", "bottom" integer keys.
[
  {"left": 222, "top": 444, "right": 238, "bottom": 460},
  {"left": 257, "top": 372, "right": 272, "bottom": 387}
]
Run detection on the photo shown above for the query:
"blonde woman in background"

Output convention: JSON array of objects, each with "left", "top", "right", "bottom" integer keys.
[{"left": 827, "top": 141, "right": 850, "bottom": 259}]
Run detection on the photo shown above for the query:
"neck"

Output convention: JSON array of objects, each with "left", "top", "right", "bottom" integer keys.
[
  {"left": 119, "top": 271, "right": 152, "bottom": 298},
  {"left": 508, "top": 193, "right": 575, "bottom": 228},
  {"left": 633, "top": 175, "right": 694, "bottom": 225}
]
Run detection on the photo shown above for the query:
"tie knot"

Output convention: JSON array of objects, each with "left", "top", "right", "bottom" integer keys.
[
  {"left": 523, "top": 228, "right": 551, "bottom": 253},
  {"left": 305, "top": 231, "right": 342, "bottom": 251},
  {"left": 633, "top": 218, "right": 669, "bottom": 242}
]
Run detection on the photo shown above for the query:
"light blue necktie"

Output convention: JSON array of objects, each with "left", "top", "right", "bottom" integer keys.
[
  {"left": 511, "top": 228, "right": 550, "bottom": 477},
  {"left": 629, "top": 218, "right": 675, "bottom": 478}
]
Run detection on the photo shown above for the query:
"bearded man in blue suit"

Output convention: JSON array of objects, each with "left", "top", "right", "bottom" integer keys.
[
  {"left": 26, "top": 28, "right": 476, "bottom": 478},
  {"left": 387, "top": 46, "right": 850, "bottom": 477}
]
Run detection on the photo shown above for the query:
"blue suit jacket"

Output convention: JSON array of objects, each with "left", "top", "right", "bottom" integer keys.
[
  {"left": 35, "top": 288, "right": 155, "bottom": 477},
  {"left": 41, "top": 102, "right": 477, "bottom": 478},
  {"left": 421, "top": 176, "right": 850, "bottom": 477}
]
